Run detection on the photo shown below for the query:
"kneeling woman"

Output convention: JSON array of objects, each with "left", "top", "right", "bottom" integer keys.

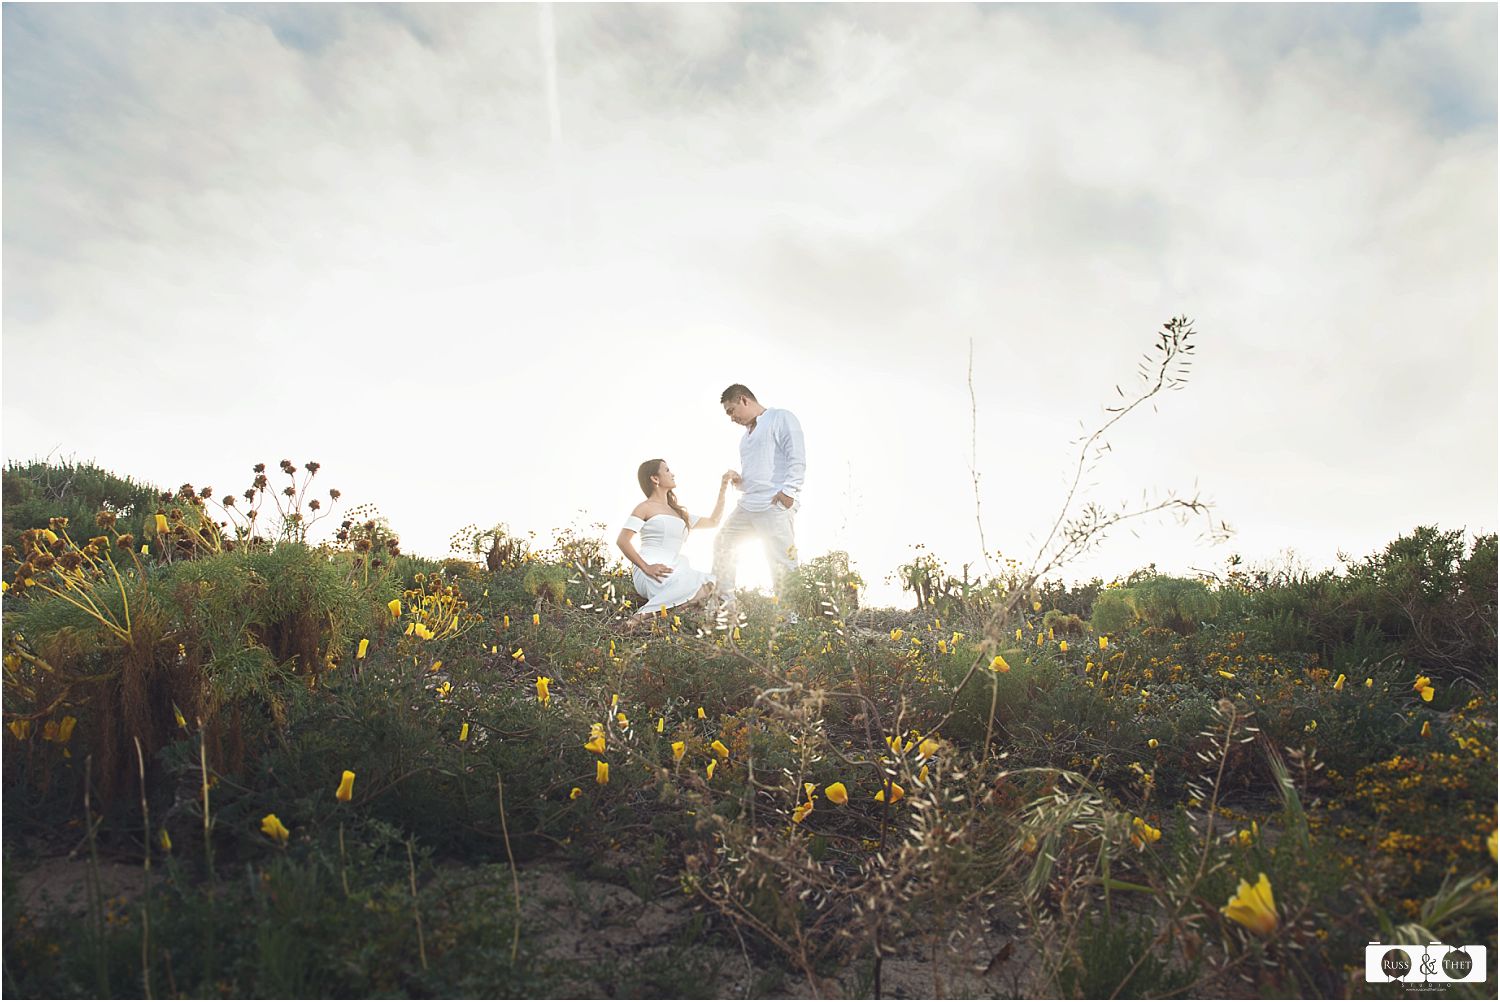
[{"left": 617, "top": 460, "right": 735, "bottom": 617}]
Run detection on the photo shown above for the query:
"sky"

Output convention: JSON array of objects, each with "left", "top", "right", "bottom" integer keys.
[{"left": 3, "top": 2, "right": 1496, "bottom": 608}]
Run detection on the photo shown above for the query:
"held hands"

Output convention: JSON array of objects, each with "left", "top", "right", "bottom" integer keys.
[
  {"left": 721, "top": 470, "right": 741, "bottom": 490},
  {"left": 642, "top": 563, "right": 674, "bottom": 582}
]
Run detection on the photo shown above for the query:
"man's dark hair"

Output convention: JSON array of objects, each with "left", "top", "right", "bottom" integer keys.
[{"left": 720, "top": 384, "right": 757, "bottom": 404}]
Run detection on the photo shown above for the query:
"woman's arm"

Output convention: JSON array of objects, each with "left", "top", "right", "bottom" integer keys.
[
  {"left": 616, "top": 528, "right": 673, "bottom": 582},
  {"left": 693, "top": 471, "right": 736, "bottom": 529}
]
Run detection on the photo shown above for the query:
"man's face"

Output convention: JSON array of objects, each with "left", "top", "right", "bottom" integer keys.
[{"left": 723, "top": 396, "right": 755, "bottom": 426}]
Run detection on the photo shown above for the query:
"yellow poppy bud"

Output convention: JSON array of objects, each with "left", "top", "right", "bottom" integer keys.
[
  {"left": 672, "top": 741, "right": 685, "bottom": 762},
  {"left": 1364, "top": 678, "right": 1373, "bottom": 688},
  {"left": 173, "top": 704, "right": 187, "bottom": 729},
  {"left": 825, "top": 782, "right": 848, "bottom": 804},
  {"left": 1099, "top": 636, "right": 1108, "bottom": 650},
  {"left": 617, "top": 713, "right": 630, "bottom": 729},
  {"left": 1015, "top": 628, "right": 1022, "bottom": 641},
  {"left": 141, "top": 545, "right": 149, "bottom": 554},
  {"left": 890, "top": 628, "right": 903, "bottom": 642},
  {"left": 655, "top": 717, "right": 664, "bottom": 733},
  {"left": 1058, "top": 640, "right": 1068, "bottom": 652},
  {"left": 260, "top": 813, "right": 290, "bottom": 845},
  {"left": 154, "top": 514, "right": 169, "bottom": 534},
  {"left": 159, "top": 828, "right": 172, "bottom": 852},
  {"left": 990, "top": 654, "right": 1010, "bottom": 673},
  {"left": 536, "top": 676, "right": 551, "bottom": 706},
  {"left": 388, "top": 599, "right": 401, "bottom": 618},
  {"left": 404, "top": 623, "right": 415, "bottom": 636},
  {"left": 1421, "top": 720, "right": 1431, "bottom": 738},
  {"left": 697, "top": 707, "right": 706, "bottom": 719},
  {"left": 596, "top": 761, "right": 609, "bottom": 785},
  {"left": 7, "top": 720, "right": 31, "bottom": 741},
  {"left": 1217, "top": 670, "right": 1234, "bottom": 679},
  {"left": 918, "top": 764, "right": 929, "bottom": 784},
  {"left": 706, "top": 760, "right": 716, "bottom": 780},
  {"left": 56, "top": 716, "right": 76, "bottom": 743},
  {"left": 1148, "top": 738, "right": 1159, "bottom": 749},
  {"left": 1100, "top": 670, "right": 1109, "bottom": 683},
  {"left": 429, "top": 660, "right": 443, "bottom": 673},
  {"left": 936, "top": 639, "right": 947, "bottom": 654},
  {"left": 335, "top": 770, "right": 355, "bottom": 801},
  {"left": 584, "top": 736, "right": 606, "bottom": 755},
  {"left": 874, "top": 782, "right": 904, "bottom": 804},
  {"left": 503, "top": 615, "right": 510, "bottom": 629},
  {"left": 512, "top": 648, "right": 524, "bottom": 660},
  {"left": 357, "top": 639, "right": 369, "bottom": 660},
  {"left": 918, "top": 737, "right": 940, "bottom": 759},
  {"left": 533, "top": 613, "right": 540, "bottom": 626},
  {"left": 1333, "top": 674, "right": 1345, "bottom": 691},
  {"left": 711, "top": 740, "right": 729, "bottom": 759}
]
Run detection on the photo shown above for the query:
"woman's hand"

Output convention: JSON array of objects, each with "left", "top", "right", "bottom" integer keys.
[
  {"left": 642, "top": 563, "right": 674, "bottom": 582},
  {"left": 722, "top": 470, "right": 741, "bottom": 489}
]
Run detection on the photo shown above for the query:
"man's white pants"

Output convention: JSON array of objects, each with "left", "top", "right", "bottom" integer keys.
[{"left": 713, "top": 503, "right": 799, "bottom": 598}]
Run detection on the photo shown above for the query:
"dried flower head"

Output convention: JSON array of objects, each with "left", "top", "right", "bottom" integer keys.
[
  {"left": 280, "top": 460, "right": 296, "bottom": 475},
  {"left": 305, "top": 462, "right": 320, "bottom": 474},
  {"left": 95, "top": 511, "right": 117, "bottom": 529},
  {"left": 116, "top": 534, "right": 135, "bottom": 550},
  {"left": 253, "top": 463, "right": 266, "bottom": 474}
]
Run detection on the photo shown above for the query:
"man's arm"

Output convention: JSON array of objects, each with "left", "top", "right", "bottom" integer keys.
[{"left": 775, "top": 410, "right": 806, "bottom": 504}]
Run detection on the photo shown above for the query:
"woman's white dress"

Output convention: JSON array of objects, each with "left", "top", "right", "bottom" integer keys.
[{"left": 624, "top": 513, "right": 715, "bottom": 614}]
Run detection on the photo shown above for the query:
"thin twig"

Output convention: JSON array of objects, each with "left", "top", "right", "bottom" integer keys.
[{"left": 496, "top": 775, "right": 523, "bottom": 966}]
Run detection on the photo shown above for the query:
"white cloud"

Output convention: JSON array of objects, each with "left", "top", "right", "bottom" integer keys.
[{"left": 3, "top": 3, "right": 1494, "bottom": 605}]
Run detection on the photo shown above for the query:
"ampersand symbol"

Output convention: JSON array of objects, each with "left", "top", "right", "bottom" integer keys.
[{"left": 1419, "top": 951, "right": 1438, "bottom": 976}]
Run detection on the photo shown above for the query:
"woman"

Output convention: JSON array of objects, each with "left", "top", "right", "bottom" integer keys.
[{"left": 617, "top": 460, "right": 737, "bottom": 617}]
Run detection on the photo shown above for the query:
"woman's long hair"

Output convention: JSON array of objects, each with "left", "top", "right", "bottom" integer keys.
[{"left": 637, "top": 459, "right": 690, "bottom": 527}]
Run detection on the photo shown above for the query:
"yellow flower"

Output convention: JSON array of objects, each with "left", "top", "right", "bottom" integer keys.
[
  {"left": 584, "top": 735, "right": 606, "bottom": 755},
  {"left": 1148, "top": 738, "right": 1159, "bottom": 749},
  {"left": 595, "top": 761, "right": 609, "bottom": 785},
  {"left": 672, "top": 741, "right": 685, "bottom": 762},
  {"left": 918, "top": 764, "right": 930, "bottom": 784},
  {"left": 335, "top": 770, "right": 355, "bottom": 801},
  {"left": 357, "top": 639, "right": 369, "bottom": 660},
  {"left": 1333, "top": 674, "right": 1345, "bottom": 691},
  {"left": 711, "top": 740, "right": 730, "bottom": 759},
  {"left": 504, "top": 615, "right": 510, "bottom": 629},
  {"left": 792, "top": 801, "right": 814, "bottom": 824},
  {"left": 532, "top": 613, "right": 540, "bottom": 626},
  {"left": 890, "top": 628, "right": 903, "bottom": 642},
  {"left": 655, "top": 717, "right": 664, "bottom": 733},
  {"left": 991, "top": 655, "right": 1010, "bottom": 673},
  {"left": 1100, "top": 670, "right": 1109, "bottom": 683},
  {"left": 435, "top": 681, "right": 451, "bottom": 698},
  {"left": 1036, "top": 633, "right": 1044, "bottom": 646},
  {"left": 1015, "top": 628, "right": 1023, "bottom": 641},
  {"left": 611, "top": 694, "right": 619, "bottom": 710},
  {"left": 429, "top": 660, "right": 443, "bottom": 673},
  {"left": 1032, "top": 601, "right": 1042, "bottom": 612},
  {"left": 1221, "top": 873, "right": 1277, "bottom": 935},
  {"left": 1099, "top": 636, "right": 1108, "bottom": 650},
  {"left": 159, "top": 828, "right": 172, "bottom": 852},
  {"left": 824, "top": 782, "right": 848, "bottom": 804},
  {"left": 260, "top": 813, "right": 290, "bottom": 845},
  {"left": 1217, "top": 670, "right": 1234, "bottom": 679},
  {"left": 697, "top": 707, "right": 706, "bottom": 719},
  {"left": 154, "top": 514, "right": 169, "bottom": 534},
  {"left": 1021, "top": 833, "right": 1038, "bottom": 853},
  {"left": 1364, "top": 678, "right": 1373, "bottom": 688},
  {"left": 1420, "top": 685, "right": 1434, "bottom": 702},
  {"left": 918, "top": 737, "right": 940, "bottom": 759},
  {"left": 1488, "top": 828, "right": 1497, "bottom": 861},
  {"left": 55, "top": 716, "right": 76, "bottom": 743},
  {"left": 706, "top": 760, "right": 716, "bottom": 781},
  {"left": 1421, "top": 720, "right": 1431, "bottom": 738},
  {"left": 7, "top": 720, "right": 31, "bottom": 741},
  {"left": 173, "top": 704, "right": 187, "bottom": 729},
  {"left": 936, "top": 639, "right": 948, "bottom": 654},
  {"left": 570, "top": 787, "right": 582, "bottom": 800},
  {"left": 1131, "top": 817, "right": 1162, "bottom": 846},
  {"left": 536, "top": 676, "right": 552, "bottom": 706},
  {"left": 1304, "top": 718, "right": 1318, "bottom": 733},
  {"left": 404, "top": 623, "right": 415, "bottom": 636},
  {"left": 388, "top": 599, "right": 402, "bottom": 618},
  {"left": 1235, "top": 829, "right": 1253, "bottom": 847},
  {"left": 459, "top": 722, "right": 470, "bottom": 742},
  {"left": 1059, "top": 640, "right": 1068, "bottom": 652},
  {"left": 1413, "top": 674, "right": 1431, "bottom": 692},
  {"left": 874, "top": 781, "right": 904, "bottom": 804}
]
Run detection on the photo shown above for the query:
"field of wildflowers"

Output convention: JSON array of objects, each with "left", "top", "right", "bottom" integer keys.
[{"left": 1, "top": 455, "right": 1494, "bottom": 999}]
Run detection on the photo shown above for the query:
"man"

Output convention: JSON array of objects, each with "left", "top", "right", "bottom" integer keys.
[{"left": 714, "top": 384, "right": 806, "bottom": 620}]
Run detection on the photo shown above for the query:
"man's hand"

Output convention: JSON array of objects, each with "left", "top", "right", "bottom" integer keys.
[
  {"left": 773, "top": 491, "right": 795, "bottom": 510},
  {"left": 642, "top": 563, "right": 674, "bottom": 582}
]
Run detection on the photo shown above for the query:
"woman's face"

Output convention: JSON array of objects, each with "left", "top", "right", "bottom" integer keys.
[{"left": 653, "top": 463, "right": 677, "bottom": 492}]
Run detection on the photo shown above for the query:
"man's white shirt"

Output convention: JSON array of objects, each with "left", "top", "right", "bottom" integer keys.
[{"left": 736, "top": 408, "right": 806, "bottom": 511}]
